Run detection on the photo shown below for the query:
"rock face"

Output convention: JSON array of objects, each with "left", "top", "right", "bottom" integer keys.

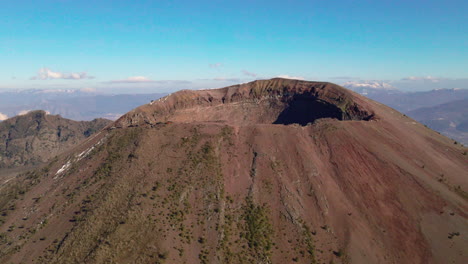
[
  {"left": 115, "top": 78, "right": 375, "bottom": 128},
  {"left": 0, "top": 110, "right": 111, "bottom": 168},
  {"left": 0, "top": 79, "right": 466, "bottom": 264}
]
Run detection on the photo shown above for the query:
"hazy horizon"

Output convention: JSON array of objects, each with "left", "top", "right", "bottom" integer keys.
[{"left": 1, "top": 0, "right": 467, "bottom": 93}]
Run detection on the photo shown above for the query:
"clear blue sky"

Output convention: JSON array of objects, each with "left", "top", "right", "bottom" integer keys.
[{"left": 1, "top": 0, "right": 467, "bottom": 92}]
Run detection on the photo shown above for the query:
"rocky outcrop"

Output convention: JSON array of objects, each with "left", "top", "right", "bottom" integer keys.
[
  {"left": 115, "top": 78, "right": 376, "bottom": 128},
  {"left": 0, "top": 110, "right": 111, "bottom": 168}
]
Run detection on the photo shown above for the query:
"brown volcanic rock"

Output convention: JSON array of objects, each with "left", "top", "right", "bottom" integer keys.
[
  {"left": 0, "top": 110, "right": 111, "bottom": 168},
  {"left": 115, "top": 78, "right": 375, "bottom": 127},
  {"left": 0, "top": 79, "right": 466, "bottom": 264}
]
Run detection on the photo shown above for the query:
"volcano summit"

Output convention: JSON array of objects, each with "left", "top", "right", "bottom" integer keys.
[{"left": 0, "top": 78, "right": 466, "bottom": 264}]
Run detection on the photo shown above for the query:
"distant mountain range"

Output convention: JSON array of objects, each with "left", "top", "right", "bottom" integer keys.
[
  {"left": 2, "top": 86, "right": 467, "bottom": 145},
  {"left": 407, "top": 99, "right": 468, "bottom": 145},
  {"left": 343, "top": 84, "right": 468, "bottom": 144},
  {"left": 360, "top": 88, "right": 468, "bottom": 112},
  {"left": 0, "top": 89, "right": 166, "bottom": 121},
  {"left": 0, "top": 110, "right": 111, "bottom": 168}
]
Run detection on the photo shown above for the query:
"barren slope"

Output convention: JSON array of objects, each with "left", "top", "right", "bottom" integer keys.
[{"left": 0, "top": 79, "right": 466, "bottom": 264}]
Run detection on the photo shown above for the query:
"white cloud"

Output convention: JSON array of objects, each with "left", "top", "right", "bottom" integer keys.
[
  {"left": 106, "top": 77, "right": 192, "bottom": 88},
  {"left": 342, "top": 81, "right": 396, "bottom": 90},
  {"left": 79, "top": 87, "right": 97, "bottom": 93},
  {"left": 18, "top": 110, "right": 30, "bottom": 116},
  {"left": 401, "top": 76, "right": 445, "bottom": 82},
  {"left": 0, "top": 112, "right": 8, "bottom": 121},
  {"left": 209, "top": 63, "right": 223, "bottom": 69},
  {"left": 391, "top": 78, "right": 468, "bottom": 92},
  {"left": 30, "top": 67, "right": 94, "bottom": 80},
  {"left": 329, "top": 76, "right": 360, "bottom": 80},
  {"left": 109, "top": 76, "right": 156, "bottom": 83},
  {"left": 242, "top": 70, "right": 257, "bottom": 77},
  {"left": 277, "top": 75, "right": 305, "bottom": 80},
  {"left": 212, "top": 77, "right": 241, "bottom": 82}
]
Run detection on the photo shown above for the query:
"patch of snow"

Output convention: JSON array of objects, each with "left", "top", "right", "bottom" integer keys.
[
  {"left": 343, "top": 81, "right": 396, "bottom": 90},
  {"left": 53, "top": 135, "right": 108, "bottom": 180},
  {"left": 0, "top": 112, "right": 8, "bottom": 121},
  {"left": 18, "top": 110, "right": 31, "bottom": 116},
  {"left": 54, "top": 160, "right": 71, "bottom": 178},
  {"left": 76, "top": 146, "right": 95, "bottom": 161},
  {"left": 76, "top": 136, "right": 107, "bottom": 162},
  {"left": 2, "top": 178, "right": 13, "bottom": 185},
  {"left": 276, "top": 75, "right": 305, "bottom": 80}
]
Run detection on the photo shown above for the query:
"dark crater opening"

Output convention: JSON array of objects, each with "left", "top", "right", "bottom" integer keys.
[{"left": 273, "top": 95, "right": 344, "bottom": 126}]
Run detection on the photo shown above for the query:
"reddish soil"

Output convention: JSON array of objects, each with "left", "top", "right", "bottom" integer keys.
[{"left": 0, "top": 78, "right": 466, "bottom": 264}]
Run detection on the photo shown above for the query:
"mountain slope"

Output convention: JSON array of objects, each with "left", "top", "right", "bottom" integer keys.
[
  {"left": 0, "top": 110, "right": 111, "bottom": 168},
  {"left": 407, "top": 99, "right": 468, "bottom": 145},
  {"left": 0, "top": 79, "right": 466, "bottom": 264},
  {"left": 343, "top": 85, "right": 468, "bottom": 144}
]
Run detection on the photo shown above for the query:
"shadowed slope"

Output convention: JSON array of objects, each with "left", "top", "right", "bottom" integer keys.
[{"left": 273, "top": 94, "right": 345, "bottom": 125}]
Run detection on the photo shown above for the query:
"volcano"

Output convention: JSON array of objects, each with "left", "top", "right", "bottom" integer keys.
[{"left": 0, "top": 78, "right": 466, "bottom": 264}]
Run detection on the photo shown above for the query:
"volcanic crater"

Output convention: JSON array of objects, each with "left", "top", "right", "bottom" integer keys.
[
  {"left": 115, "top": 78, "right": 376, "bottom": 128},
  {"left": 0, "top": 78, "right": 466, "bottom": 264}
]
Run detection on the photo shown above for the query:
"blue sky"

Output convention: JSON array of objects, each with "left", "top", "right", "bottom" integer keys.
[{"left": 0, "top": 0, "right": 467, "bottom": 92}]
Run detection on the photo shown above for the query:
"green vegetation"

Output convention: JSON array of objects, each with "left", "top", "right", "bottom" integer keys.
[
  {"left": 243, "top": 198, "right": 274, "bottom": 262},
  {"left": 220, "top": 126, "right": 234, "bottom": 146},
  {"left": 333, "top": 249, "right": 343, "bottom": 257},
  {"left": 302, "top": 224, "right": 318, "bottom": 264},
  {"left": 83, "top": 127, "right": 97, "bottom": 137},
  {"left": 453, "top": 185, "right": 468, "bottom": 200},
  {"left": 88, "top": 128, "right": 142, "bottom": 183},
  {"left": 199, "top": 249, "right": 210, "bottom": 264},
  {"left": 448, "top": 232, "right": 460, "bottom": 239},
  {"left": 0, "top": 168, "right": 44, "bottom": 228}
]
